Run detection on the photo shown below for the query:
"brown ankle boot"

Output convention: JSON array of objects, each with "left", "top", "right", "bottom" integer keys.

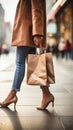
[
  {"left": 0, "top": 90, "right": 18, "bottom": 109},
  {"left": 37, "top": 87, "right": 54, "bottom": 110}
]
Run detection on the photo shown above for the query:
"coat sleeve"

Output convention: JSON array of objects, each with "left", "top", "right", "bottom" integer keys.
[{"left": 31, "top": 0, "right": 44, "bottom": 36}]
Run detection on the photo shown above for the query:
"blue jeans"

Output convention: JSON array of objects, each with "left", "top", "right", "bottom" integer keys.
[{"left": 12, "top": 46, "right": 36, "bottom": 91}]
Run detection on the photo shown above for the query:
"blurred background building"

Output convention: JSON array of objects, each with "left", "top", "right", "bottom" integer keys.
[
  {"left": 0, "top": 3, "right": 12, "bottom": 55},
  {"left": 46, "top": 0, "right": 73, "bottom": 60},
  {"left": 0, "top": 4, "right": 6, "bottom": 54},
  {"left": 0, "top": 0, "right": 73, "bottom": 59},
  {"left": 55, "top": 0, "right": 73, "bottom": 59}
]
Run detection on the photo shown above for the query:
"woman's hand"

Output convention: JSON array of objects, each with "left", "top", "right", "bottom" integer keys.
[{"left": 33, "top": 35, "right": 43, "bottom": 47}]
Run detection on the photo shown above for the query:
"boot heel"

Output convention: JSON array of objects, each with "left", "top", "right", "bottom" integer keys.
[
  {"left": 14, "top": 102, "right": 16, "bottom": 110},
  {"left": 0, "top": 91, "right": 18, "bottom": 108},
  {"left": 52, "top": 100, "right": 54, "bottom": 107},
  {"left": 14, "top": 96, "right": 18, "bottom": 110},
  {"left": 52, "top": 97, "right": 54, "bottom": 107}
]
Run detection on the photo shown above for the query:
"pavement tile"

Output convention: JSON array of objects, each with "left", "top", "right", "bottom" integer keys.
[
  {"left": 60, "top": 116, "right": 73, "bottom": 130},
  {"left": 0, "top": 56, "right": 73, "bottom": 130}
]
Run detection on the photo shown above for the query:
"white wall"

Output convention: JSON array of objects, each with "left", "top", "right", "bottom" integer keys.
[{"left": 0, "top": 0, "right": 19, "bottom": 26}]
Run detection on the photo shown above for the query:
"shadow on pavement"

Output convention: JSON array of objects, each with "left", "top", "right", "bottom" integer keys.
[{"left": 0, "top": 107, "right": 23, "bottom": 130}]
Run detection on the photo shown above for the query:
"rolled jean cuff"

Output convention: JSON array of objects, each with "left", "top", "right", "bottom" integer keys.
[{"left": 12, "top": 88, "right": 20, "bottom": 92}]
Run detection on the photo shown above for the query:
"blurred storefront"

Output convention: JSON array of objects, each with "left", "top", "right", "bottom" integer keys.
[
  {"left": 0, "top": 4, "right": 12, "bottom": 55},
  {"left": 55, "top": 0, "right": 73, "bottom": 59},
  {"left": 46, "top": 0, "right": 63, "bottom": 47},
  {"left": 46, "top": 0, "right": 57, "bottom": 49},
  {"left": 47, "top": 0, "right": 73, "bottom": 59},
  {"left": 46, "top": 0, "right": 61, "bottom": 53},
  {"left": 0, "top": 4, "right": 6, "bottom": 47},
  {"left": 56, "top": 0, "right": 72, "bottom": 42}
]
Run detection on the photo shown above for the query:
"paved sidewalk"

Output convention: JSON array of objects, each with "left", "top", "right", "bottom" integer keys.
[
  {"left": 0, "top": 52, "right": 15, "bottom": 71},
  {"left": 0, "top": 56, "right": 73, "bottom": 130}
]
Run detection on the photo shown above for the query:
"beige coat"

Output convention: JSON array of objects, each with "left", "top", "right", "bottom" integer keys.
[{"left": 12, "top": 0, "right": 46, "bottom": 48}]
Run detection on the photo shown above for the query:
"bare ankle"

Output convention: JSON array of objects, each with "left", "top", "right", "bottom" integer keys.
[{"left": 11, "top": 90, "right": 17, "bottom": 95}]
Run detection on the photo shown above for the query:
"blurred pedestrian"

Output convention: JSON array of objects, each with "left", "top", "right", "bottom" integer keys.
[
  {"left": 58, "top": 40, "right": 65, "bottom": 58},
  {"left": 0, "top": 0, "right": 54, "bottom": 110},
  {"left": 64, "top": 40, "right": 72, "bottom": 60},
  {"left": 54, "top": 43, "right": 59, "bottom": 58},
  {"left": 1, "top": 43, "right": 9, "bottom": 54}
]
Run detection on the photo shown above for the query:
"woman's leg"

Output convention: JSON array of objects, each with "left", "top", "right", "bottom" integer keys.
[
  {"left": 37, "top": 85, "right": 54, "bottom": 110},
  {"left": 12, "top": 46, "right": 35, "bottom": 91},
  {"left": 12, "top": 46, "right": 28, "bottom": 91},
  {"left": 0, "top": 46, "right": 35, "bottom": 107}
]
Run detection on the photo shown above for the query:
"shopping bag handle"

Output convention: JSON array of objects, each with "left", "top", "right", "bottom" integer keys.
[{"left": 36, "top": 43, "right": 46, "bottom": 54}]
